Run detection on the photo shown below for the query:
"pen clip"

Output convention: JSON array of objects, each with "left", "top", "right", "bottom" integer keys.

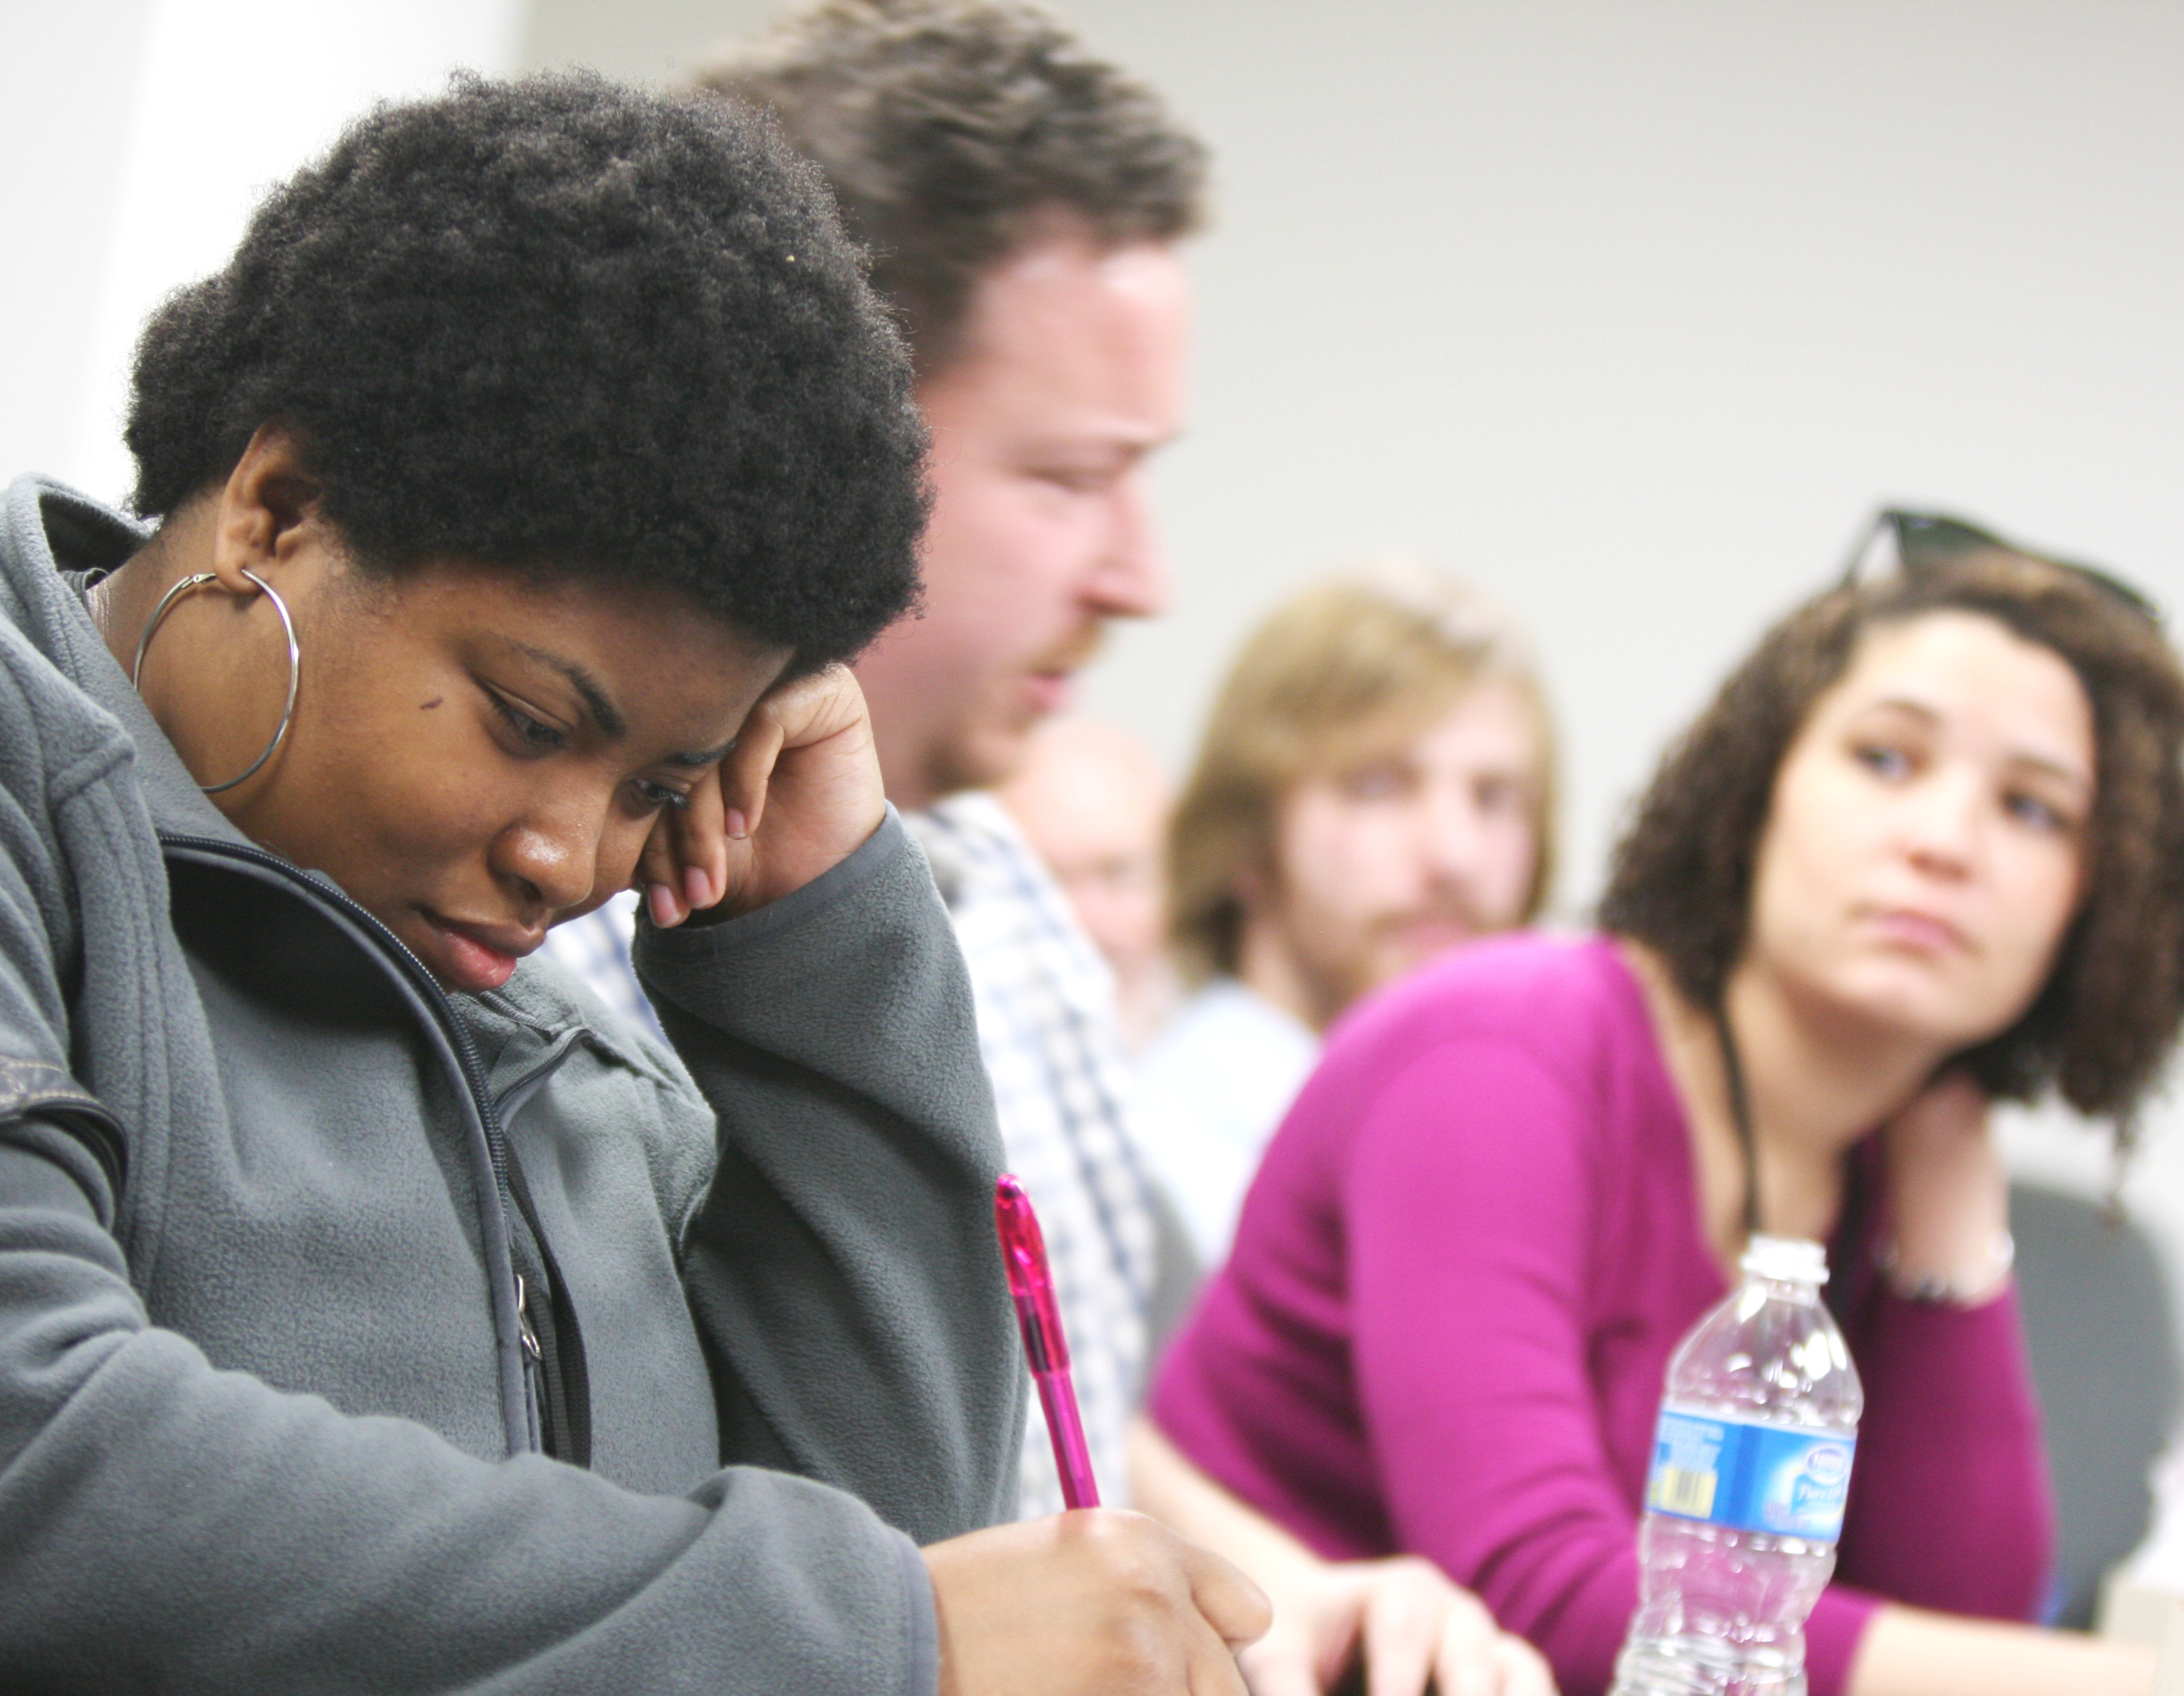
[{"left": 994, "top": 1172, "right": 1070, "bottom": 1372}]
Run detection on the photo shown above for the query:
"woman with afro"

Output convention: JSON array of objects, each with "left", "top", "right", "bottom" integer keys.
[{"left": 0, "top": 73, "right": 1262, "bottom": 1696}]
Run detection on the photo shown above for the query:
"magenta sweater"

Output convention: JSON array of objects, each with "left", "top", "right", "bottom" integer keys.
[{"left": 1151, "top": 935, "right": 2053, "bottom": 1696}]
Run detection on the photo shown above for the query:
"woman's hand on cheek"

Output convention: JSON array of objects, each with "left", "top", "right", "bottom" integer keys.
[
  {"left": 1880, "top": 1068, "right": 2014, "bottom": 1303},
  {"left": 638, "top": 664, "right": 886, "bottom": 925}
]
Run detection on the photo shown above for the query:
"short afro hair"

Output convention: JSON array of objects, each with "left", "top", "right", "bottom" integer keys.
[
  {"left": 1602, "top": 550, "right": 2184, "bottom": 1126},
  {"left": 125, "top": 71, "right": 928, "bottom": 670},
  {"left": 696, "top": 0, "right": 1208, "bottom": 376}
]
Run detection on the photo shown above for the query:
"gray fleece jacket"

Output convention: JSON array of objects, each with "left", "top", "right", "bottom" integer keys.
[{"left": 0, "top": 476, "right": 1025, "bottom": 1693}]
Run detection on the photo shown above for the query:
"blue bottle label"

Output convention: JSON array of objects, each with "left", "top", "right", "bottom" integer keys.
[{"left": 1644, "top": 1406, "right": 1856, "bottom": 1540}]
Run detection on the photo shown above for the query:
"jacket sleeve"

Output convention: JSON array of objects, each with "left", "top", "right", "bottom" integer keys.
[
  {"left": 1831, "top": 1283, "right": 2056, "bottom": 1612},
  {"left": 0, "top": 1138, "right": 938, "bottom": 1694},
  {"left": 634, "top": 807, "right": 1027, "bottom": 1546},
  {"left": 0, "top": 804, "right": 953, "bottom": 1696},
  {"left": 1788, "top": 1284, "right": 2054, "bottom": 1695}
]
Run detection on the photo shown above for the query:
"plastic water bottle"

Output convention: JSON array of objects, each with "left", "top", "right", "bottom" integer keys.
[{"left": 1608, "top": 1235, "right": 1864, "bottom": 1696}]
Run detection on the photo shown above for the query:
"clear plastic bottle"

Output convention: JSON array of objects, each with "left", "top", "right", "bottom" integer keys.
[{"left": 1608, "top": 1235, "right": 1864, "bottom": 1696}]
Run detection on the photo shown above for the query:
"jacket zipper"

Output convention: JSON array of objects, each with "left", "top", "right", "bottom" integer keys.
[
  {"left": 493, "top": 1037, "right": 593, "bottom": 1465},
  {"left": 515, "top": 1274, "right": 544, "bottom": 1363},
  {"left": 515, "top": 1272, "right": 546, "bottom": 1453},
  {"left": 156, "top": 832, "right": 539, "bottom": 1457}
]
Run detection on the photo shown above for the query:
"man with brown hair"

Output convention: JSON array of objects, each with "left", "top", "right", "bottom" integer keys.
[
  {"left": 687, "top": 0, "right": 1194, "bottom": 1536},
  {"left": 552, "top": 0, "right": 1195, "bottom": 1527},
  {"left": 1142, "top": 561, "right": 1556, "bottom": 1262},
  {"left": 1129, "top": 563, "right": 1558, "bottom": 1696},
  {"left": 554, "top": 5, "right": 1547, "bottom": 1687}
]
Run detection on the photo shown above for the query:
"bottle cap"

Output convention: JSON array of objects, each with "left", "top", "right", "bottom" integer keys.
[{"left": 1742, "top": 1234, "right": 1830, "bottom": 1286}]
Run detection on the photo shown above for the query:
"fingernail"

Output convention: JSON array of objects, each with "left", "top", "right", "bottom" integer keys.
[
  {"left": 684, "top": 866, "right": 712, "bottom": 910},
  {"left": 647, "top": 882, "right": 680, "bottom": 928},
  {"left": 724, "top": 808, "right": 748, "bottom": 841}
]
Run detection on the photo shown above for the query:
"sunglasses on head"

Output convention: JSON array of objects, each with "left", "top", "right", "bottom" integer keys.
[{"left": 1840, "top": 508, "right": 2161, "bottom": 627}]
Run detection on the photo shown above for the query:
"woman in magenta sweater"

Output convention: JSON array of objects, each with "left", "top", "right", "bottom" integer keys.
[{"left": 1141, "top": 516, "right": 2184, "bottom": 1696}]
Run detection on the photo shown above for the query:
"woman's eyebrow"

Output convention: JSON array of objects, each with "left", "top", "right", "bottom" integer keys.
[
  {"left": 506, "top": 642, "right": 735, "bottom": 767},
  {"left": 511, "top": 642, "right": 627, "bottom": 738},
  {"left": 1862, "top": 695, "right": 1941, "bottom": 725},
  {"left": 1867, "top": 693, "right": 2090, "bottom": 791},
  {"left": 664, "top": 738, "right": 737, "bottom": 769},
  {"left": 2004, "top": 748, "right": 2094, "bottom": 794}
]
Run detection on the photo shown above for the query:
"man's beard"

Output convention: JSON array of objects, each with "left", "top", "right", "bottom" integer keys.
[
  {"left": 1023, "top": 622, "right": 1106, "bottom": 690},
  {"left": 927, "top": 624, "right": 1108, "bottom": 797},
  {"left": 1306, "top": 894, "right": 1495, "bottom": 1018}
]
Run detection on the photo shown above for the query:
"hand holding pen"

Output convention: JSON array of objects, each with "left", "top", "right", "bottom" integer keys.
[{"left": 906, "top": 1174, "right": 1267, "bottom": 1696}]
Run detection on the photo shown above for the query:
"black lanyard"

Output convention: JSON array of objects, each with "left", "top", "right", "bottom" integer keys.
[
  {"left": 1714, "top": 1004, "right": 1764, "bottom": 1240},
  {"left": 1715, "top": 1002, "right": 1869, "bottom": 1323}
]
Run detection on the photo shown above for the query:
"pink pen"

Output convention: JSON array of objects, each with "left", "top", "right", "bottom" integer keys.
[{"left": 993, "top": 1174, "right": 1100, "bottom": 1508}]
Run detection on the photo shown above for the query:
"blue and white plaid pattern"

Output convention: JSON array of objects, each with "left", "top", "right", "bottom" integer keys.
[
  {"left": 909, "top": 793, "right": 1157, "bottom": 1520},
  {"left": 537, "top": 889, "right": 664, "bottom": 1042},
  {"left": 540, "top": 800, "right": 1157, "bottom": 1518}
]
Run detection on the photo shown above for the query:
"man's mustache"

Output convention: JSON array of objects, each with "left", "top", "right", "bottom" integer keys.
[
  {"left": 1373, "top": 897, "right": 1490, "bottom": 942},
  {"left": 1025, "top": 622, "right": 1106, "bottom": 678}
]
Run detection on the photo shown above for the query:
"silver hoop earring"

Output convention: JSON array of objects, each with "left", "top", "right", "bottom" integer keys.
[{"left": 133, "top": 567, "right": 301, "bottom": 795}]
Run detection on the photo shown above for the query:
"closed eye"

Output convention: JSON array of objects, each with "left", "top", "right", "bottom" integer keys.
[
  {"left": 1033, "top": 467, "right": 1119, "bottom": 496},
  {"left": 631, "top": 778, "right": 691, "bottom": 814},
  {"left": 488, "top": 688, "right": 568, "bottom": 753}
]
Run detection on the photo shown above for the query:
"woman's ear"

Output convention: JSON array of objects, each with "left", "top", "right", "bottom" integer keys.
[{"left": 206, "top": 425, "right": 325, "bottom": 598}]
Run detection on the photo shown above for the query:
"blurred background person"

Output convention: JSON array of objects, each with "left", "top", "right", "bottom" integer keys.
[
  {"left": 998, "top": 715, "right": 1182, "bottom": 1054},
  {"left": 1144, "top": 520, "right": 2184, "bottom": 1696},
  {"left": 1139, "top": 561, "right": 1555, "bottom": 1263}
]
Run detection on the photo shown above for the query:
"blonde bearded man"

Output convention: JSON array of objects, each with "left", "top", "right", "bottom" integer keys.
[{"left": 1140, "top": 563, "right": 1556, "bottom": 1264}]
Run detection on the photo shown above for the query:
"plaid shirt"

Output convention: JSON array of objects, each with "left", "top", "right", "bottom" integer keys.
[
  {"left": 542, "top": 797, "right": 1157, "bottom": 1518},
  {"left": 535, "top": 889, "right": 664, "bottom": 1042},
  {"left": 907, "top": 793, "right": 1157, "bottom": 1520}
]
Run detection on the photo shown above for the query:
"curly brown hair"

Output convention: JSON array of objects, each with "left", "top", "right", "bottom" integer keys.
[
  {"left": 1600, "top": 550, "right": 2184, "bottom": 1122},
  {"left": 695, "top": 0, "right": 1208, "bottom": 376}
]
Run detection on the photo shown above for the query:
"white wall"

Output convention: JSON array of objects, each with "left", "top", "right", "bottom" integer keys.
[
  {"left": 1027, "top": 0, "right": 2184, "bottom": 1304},
  {"left": 12, "top": 0, "right": 527, "bottom": 507},
  {"left": 0, "top": 0, "right": 154, "bottom": 490},
  {"left": 524, "top": 0, "right": 767, "bottom": 78}
]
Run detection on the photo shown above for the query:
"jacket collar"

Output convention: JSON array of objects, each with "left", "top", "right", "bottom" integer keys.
[{"left": 0, "top": 474, "right": 257, "bottom": 849}]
